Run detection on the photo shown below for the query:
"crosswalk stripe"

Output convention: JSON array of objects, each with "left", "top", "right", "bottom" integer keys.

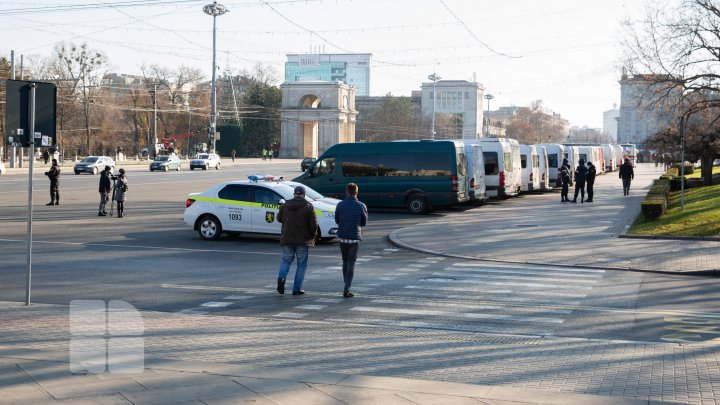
[
  {"left": 403, "top": 284, "right": 587, "bottom": 298},
  {"left": 294, "top": 305, "right": 326, "bottom": 310},
  {"left": 324, "top": 317, "right": 554, "bottom": 335},
  {"left": 273, "top": 312, "right": 306, "bottom": 318},
  {"left": 443, "top": 266, "right": 604, "bottom": 279},
  {"left": 408, "top": 263, "right": 430, "bottom": 268},
  {"left": 420, "top": 278, "right": 594, "bottom": 290},
  {"left": 432, "top": 272, "right": 599, "bottom": 284},
  {"left": 394, "top": 290, "right": 581, "bottom": 305},
  {"left": 350, "top": 306, "right": 565, "bottom": 324},
  {"left": 450, "top": 263, "right": 606, "bottom": 274},
  {"left": 370, "top": 299, "right": 573, "bottom": 314}
]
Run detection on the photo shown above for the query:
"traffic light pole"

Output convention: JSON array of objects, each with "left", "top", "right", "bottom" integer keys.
[{"left": 25, "top": 83, "right": 36, "bottom": 306}]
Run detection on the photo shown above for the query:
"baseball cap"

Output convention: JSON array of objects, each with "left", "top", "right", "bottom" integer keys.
[{"left": 293, "top": 185, "right": 306, "bottom": 195}]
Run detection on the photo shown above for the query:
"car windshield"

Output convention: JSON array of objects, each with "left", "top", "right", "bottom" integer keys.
[
  {"left": 155, "top": 156, "right": 169, "bottom": 162},
  {"left": 82, "top": 157, "right": 98, "bottom": 163},
  {"left": 285, "top": 181, "right": 324, "bottom": 200},
  {"left": 272, "top": 184, "right": 296, "bottom": 200},
  {"left": 198, "top": 154, "right": 209, "bottom": 159}
]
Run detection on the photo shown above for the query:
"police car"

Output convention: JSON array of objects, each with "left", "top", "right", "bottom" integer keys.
[{"left": 184, "top": 175, "right": 338, "bottom": 241}]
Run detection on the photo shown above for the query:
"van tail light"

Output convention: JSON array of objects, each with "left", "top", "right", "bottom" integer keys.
[
  {"left": 451, "top": 175, "right": 459, "bottom": 192},
  {"left": 470, "top": 177, "right": 476, "bottom": 189},
  {"left": 499, "top": 171, "right": 505, "bottom": 186},
  {"left": 186, "top": 199, "right": 195, "bottom": 208}
]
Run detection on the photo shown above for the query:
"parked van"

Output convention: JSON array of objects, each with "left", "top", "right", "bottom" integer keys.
[
  {"left": 293, "top": 140, "right": 469, "bottom": 214},
  {"left": 519, "top": 144, "right": 540, "bottom": 192},
  {"left": 464, "top": 143, "right": 487, "bottom": 202},
  {"left": 563, "top": 145, "right": 580, "bottom": 184},
  {"left": 612, "top": 144, "right": 624, "bottom": 170},
  {"left": 621, "top": 144, "right": 638, "bottom": 167},
  {"left": 534, "top": 145, "right": 551, "bottom": 191},
  {"left": 601, "top": 144, "right": 617, "bottom": 172},
  {"left": 478, "top": 138, "right": 521, "bottom": 198},
  {"left": 535, "top": 143, "right": 564, "bottom": 187}
]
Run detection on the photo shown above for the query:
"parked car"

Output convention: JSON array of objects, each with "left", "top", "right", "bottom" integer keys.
[
  {"left": 300, "top": 157, "right": 315, "bottom": 172},
  {"left": 74, "top": 156, "right": 115, "bottom": 175},
  {"left": 190, "top": 153, "right": 221, "bottom": 170},
  {"left": 150, "top": 155, "right": 182, "bottom": 171},
  {"left": 184, "top": 176, "right": 338, "bottom": 241}
]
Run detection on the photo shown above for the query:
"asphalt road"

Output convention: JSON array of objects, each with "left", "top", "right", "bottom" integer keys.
[{"left": 2, "top": 159, "right": 720, "bottom": 345}]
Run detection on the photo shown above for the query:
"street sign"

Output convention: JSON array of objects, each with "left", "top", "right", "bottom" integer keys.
[{"left": 5, "top": 80, "right": 57, "bottom": 147}]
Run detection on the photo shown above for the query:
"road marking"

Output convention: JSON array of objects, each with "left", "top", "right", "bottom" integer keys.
[
  {"left": 449, "top": 263, "right": 606, "bottom": 274},
  {"left": 404, "top": 285, "right": 588, "bottom": 298},
  {"left": 370, "top": 299, "right": 573, "bottom": 314},
  {"left": 273, "top": 312, "right": 306, "bottom": 318},
  {"left": 393, "top": 291, "right": 582, "bottom": 306},
  {"left": 348, "top": 287, "right": 373, "bottom": 292},
  {"left": 443, "top": 266, "right": 605, "bottom": 279},
  {"left": 325, "top": 317, "right": 553, "bottom": 335},
  {"left": 199, "top": 301, "right": 233, "bottom": 308},
  {"left": 395, "top": 268, "right": 420, "bottom": 272},
  {"left": 378, "top": 277, "right": 396, "bottom": 281},
  {"left": 384, "top": 248, "right": 399, "bottom": 252},
  {"left": 294, "top": 305, "right": 326, "bottom": 310},
  {"left": 315, "top": 298, "right": 342, "bottom": 303},
  {"left": 433, "top": 272, "right": 599, "bottom": 284},
  {"left": 426, "top": 257, "right": 445, "bottom": 261},
  {"left": 224, "top": 295, "right": 253, "bottom": 300},
  {"left": 350, "top": 306, "right": 565, "bottom": 324},
  {"left": 176, "top": 310, "right": 208, "bottom": 315},
  {"left": 419, "top": 278, "right": 594, "bottom": 290},
  {"left": 408, "top": 263, "right": 430, "bottom": 268}
]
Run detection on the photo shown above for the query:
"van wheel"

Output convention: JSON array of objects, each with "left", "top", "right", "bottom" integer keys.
[
  {"left": 198, "top": 215, "right": 222, "bottom": 240},
  {"left": 406, "top": 195, "right": 428, "bottom": 214}
]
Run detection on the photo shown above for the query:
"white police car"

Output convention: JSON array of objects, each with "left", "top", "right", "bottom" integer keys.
[{"left": 184, "top": 175, "right": 338, "bottom": 241}]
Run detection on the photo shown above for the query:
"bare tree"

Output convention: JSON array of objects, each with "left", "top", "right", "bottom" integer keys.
[{"left": 622, "top": 0, "right": 720, "bottom": 184}]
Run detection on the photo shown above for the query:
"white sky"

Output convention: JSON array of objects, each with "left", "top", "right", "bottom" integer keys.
[{"left": 1, "top": 0, "right": 647, "bottom": 128}]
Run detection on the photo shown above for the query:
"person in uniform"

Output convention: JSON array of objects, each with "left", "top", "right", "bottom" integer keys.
[
  {"left": 585, "top": 161, "right": 596, "bottom": 203},
  {"left": 44, "top": 159, "right": 60, "bottom": 205},
  {"left": 571, "top": 158, "right": 588, "bottom": 203}
]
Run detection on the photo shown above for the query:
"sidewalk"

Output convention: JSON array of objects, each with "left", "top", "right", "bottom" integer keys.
[
  {"left": 389, "top": 164, "right": 720, "bottom": 276},
  {"left": 0, "top": 301, "right": 685, "bottom": 405}
]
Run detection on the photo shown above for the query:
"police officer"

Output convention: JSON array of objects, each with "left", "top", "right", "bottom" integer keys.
[
  {"left": 45, "top": 159, "right": 60, "bottom": 205},
  {"left": 571, "top": 158, "right": 588, "bottom": 203},
  {"left": 559, "top": 158, "right": 571, "bottom": 202},
  {"left": 585, "top": 161, "right": 596, "bottom": 203}
]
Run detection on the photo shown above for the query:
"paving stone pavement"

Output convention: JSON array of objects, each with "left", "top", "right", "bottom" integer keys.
[{"left": 0, "top": 301, "right": 716, "bottom": 404}]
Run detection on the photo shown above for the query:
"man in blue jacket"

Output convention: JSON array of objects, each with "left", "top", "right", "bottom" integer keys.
[{"left": 335, "top": 183, "right": 368, "bottom": 298}]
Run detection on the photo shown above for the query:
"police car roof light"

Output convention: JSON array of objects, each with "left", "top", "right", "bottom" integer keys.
[{"left": 248, "top": 175, "right": 265, "bottom": 182}]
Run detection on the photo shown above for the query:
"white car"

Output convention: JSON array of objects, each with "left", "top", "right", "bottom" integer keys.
[
  {"left": 190, "top": 153, "right": 221, "bottom": 170},
  {"left": 0, "top": 161, "right": 6, "bottom": 175},
  {"left": 74, "top": 156, "right": 115, "bottom": 175},
  {"left": 184, "top": 176, "right": 338, "bottom": 241}
]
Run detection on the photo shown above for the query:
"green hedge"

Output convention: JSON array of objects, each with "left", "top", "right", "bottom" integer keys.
[
  {"left": 671, "top": 164, "right": 694, "bottom": 175},
  {"left": 667, "top": 167, "right": 679, "bottom": 177},
  {"left": 641, "top": 199, "right": 666, "bottom": 220}
]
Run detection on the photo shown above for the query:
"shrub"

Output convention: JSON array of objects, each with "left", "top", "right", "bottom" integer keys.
[
  {"left": 670, "top": 178, "right": 687, "bottom": 191},
  {"left": 667, "top": 167, "right": 679, "bottom": 177},
  {"left": 659, "top": 174, "right": 674, "bottom": 180},
  {"left": 641, "top": 199, "right": 666, "bottom": 220}
]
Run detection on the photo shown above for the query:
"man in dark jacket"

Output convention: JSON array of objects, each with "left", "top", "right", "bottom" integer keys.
[
  {"left": 585, "top": 161, "right": 596, "bottom": 203},
  {"left": 572, "top": 158, "right": 588, "bottom": 203},
  {"left": 334, "top": 183, "right": 368, "bottom": 298},
  {"left": 44, "top": 159, "right": 61, "bottom": 205},
  {"left": 276, "top": 185, "right": 318, "bottom": 296},
  {"left": 619, "top": 158, "right": 634, "bottom": 196},
  {"left": 559, "top": 158, "right": 571, "bottom": 202},
  {"left": 98, "top": 166, "right": 113, "bottom": 216}
]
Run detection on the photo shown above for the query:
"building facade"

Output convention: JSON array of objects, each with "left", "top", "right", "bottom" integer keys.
[
  {"left": 618, "top": 74, "right": 678, "bottom": 147},
  {"left": 603, "top": 105, "right": 620, "bottom": 142},
  {"left": 420, "top": 80, "right": 484, "bottom": 140},
  {"left": 285, "top": 53, "right": 371, "bottom": 97}
]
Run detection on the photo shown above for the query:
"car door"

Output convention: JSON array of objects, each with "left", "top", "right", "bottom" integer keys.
[
  {"left": 216, "top": 185, "right": 253, "bottom": 232},
  {"left": 251, "top": 187, "right": 283, "bottom": 234}
]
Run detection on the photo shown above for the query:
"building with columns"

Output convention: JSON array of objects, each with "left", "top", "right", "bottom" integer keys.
[{"left": 420, "top": 80, "right": 484, "bottom": 140}]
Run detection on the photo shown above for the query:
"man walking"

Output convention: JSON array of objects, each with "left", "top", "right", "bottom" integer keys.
[
  {"left": 44, "top": 158, "right": 60, "bottom": 205},
  {"left": 619, "top": 158, "right": 634, "bottom": 195},
  {"left": 98, "top": 165, "right": 113, "bottom": 216},
  {"left": 231, "top": 148, "right": 236, "bottom": 162},
  {"left": 571, "top": 158, "right": 587, "bottom": 203},
  {"left": 335, "top": 183, "right": 368, "bottom": 298},
  {"left": 585, "top": 161, "right": 596, "bottom": 203},
  {"left": 276, "top": 185, "right": 318, "bottom": 296}
]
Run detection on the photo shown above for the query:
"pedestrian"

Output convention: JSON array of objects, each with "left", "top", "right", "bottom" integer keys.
[
  {"left": 113, "top": 168, "right": 128, "bottom": 218},
  {"left": 571, "top": 158, "right": 587, "bottom": 203},
  {"left": 585, "top": 161, "right": 596, "bottom": 203},
  {"left": 44, "top": 158, "right": 60, "bottom": 205},
  {"left": 42, "top": 149, "right": 49, "bottom": 165},
  {"left": 231, "top": 148, "right": 236, "bottom": 162},
  {"left": 276, "top": 185, "right": 318, "bottom": 296},
  {"left": 262, "top": 148, "right": 267, "bottom": 161},
  {"left": 98, "top": 165, "right": 113, "bottom": 216},
  {"left": 268, "top": 149, "right": 273, "bottom": 161},
  {"left": 334, "top": 183, "right": 368, "bottom": 298},
  {"left": 619, "top": 158, "right": 634, "bottom": 196},
  {"left": 559, "top": 158, "right": 571, "bottom": 202}
]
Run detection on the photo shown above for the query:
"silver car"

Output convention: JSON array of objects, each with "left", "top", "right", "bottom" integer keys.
[{"left": 74, "top": 156, "right": 115, "bottom": 175}]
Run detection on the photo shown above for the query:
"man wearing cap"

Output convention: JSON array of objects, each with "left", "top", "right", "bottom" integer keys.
[
  {"left": 619, "top": 158, "right": 634, "bottom": 196},
  {"left": 98, "top": 166, "right": 113, "bottom": 216},
  {"left": 571, "top": 158, "right": 588, "bottom": 203},
  {"left": 276, "top": 185, "right": 318, "bottom": 296}
]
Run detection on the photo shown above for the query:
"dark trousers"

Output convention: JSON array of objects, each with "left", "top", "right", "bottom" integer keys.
[
  {"left": 587, "top": 181, "right": 594, "bottom": 201},
  {"left": 340, "top": 242, "right": 359, "bottom": 293},
  {"left": 622, "top": 178, "right": 631, "bottom": 195},
  {"left": 50, "top": 183, "right": 59, "bottom": 202},
  {"left": 561, "top": 182, "right": 569, "bottom": 201},
  {"left": 573, "top": 180, "right": 586, "bottom": 201}
]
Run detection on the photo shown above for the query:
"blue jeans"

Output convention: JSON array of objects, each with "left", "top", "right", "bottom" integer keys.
[{"left": 278, "top": 245, "right": 309, "bottom": 293}]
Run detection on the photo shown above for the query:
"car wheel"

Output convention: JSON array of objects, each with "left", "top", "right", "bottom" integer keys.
[
  {"left": 92, "top": 167, "right": 98, "bottom": 175},
  {"left": 176, "top": 164, "right": 180, "bottom": 171},
  {"left": 198, "top": 215, "right": 222, "bottom": 241},
  {"left": 150, "top": 168, "right": 154, "bottom": 172},
  {"left": 215, "top": 163, "right": 220, "bottom": 170},
  {"left": 164, "top": 165, "right": 169, "bottom": 172},
  {"left": 190, "top": 167, "right": 194, "bottom": 170},
  {"left": 74, "top": 171, "right": 80, "bottom": 175},
  {"left": 406, "top": 194, "right": 428, "bottom": 214},
  {"left": 204, "top": 164, "right": 208, "bottom": 170}
]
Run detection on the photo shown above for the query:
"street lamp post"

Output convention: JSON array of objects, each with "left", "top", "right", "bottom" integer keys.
[
  {"left": 428, "top": 72, "right": 441, "bottom": 139},
  {"left": 484, "top": 94, "right": 494, "bottom": 137},
  {"left": 203, "top": 1, "right": 228, "bottom": 153}
]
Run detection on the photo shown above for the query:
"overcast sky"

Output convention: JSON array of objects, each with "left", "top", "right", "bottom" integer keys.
[{"left": 1, "top": 0, "right": 647, "bottom": 128}]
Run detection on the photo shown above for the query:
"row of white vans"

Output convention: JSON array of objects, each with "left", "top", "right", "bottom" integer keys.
[{"left": 465, "top": 138, "right": 637, "bottom": 199}]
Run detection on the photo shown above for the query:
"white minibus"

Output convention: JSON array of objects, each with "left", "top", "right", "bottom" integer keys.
[{"left": 520, "top": 144, "right": 540, "bottom": 192}]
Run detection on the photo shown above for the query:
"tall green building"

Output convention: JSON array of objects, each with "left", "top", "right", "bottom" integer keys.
[{"left": 285, "top": 53, "right": 371, "bottom": 97}]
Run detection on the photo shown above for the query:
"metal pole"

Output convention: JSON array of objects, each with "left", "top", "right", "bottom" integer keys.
[
  {"left": 211, "top": 14, "right": 218, "bottom": 152},
  {"left": 10, "top": 50, "right": 15, "bottom": 78},
  {"left": 679, "top": 115, "right": 685, "bottom": 211},
  {"left": 26, "top": 83, "right": 36, "bottom": 306},
  {"left": 431, "top": 76, "right": 436, "bottom": 140},
  {"left": 153, "top": 83, "right": 158, "bottom": 155}
]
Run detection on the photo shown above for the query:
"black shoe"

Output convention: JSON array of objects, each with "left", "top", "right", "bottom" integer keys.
[
  {"left": 98, "top": 212, "right": 106, "bottom": 216},
  {"left": 118, "top": 214, "right": 124, "bottom": 218},
  {"left": 46, "top": 202, "right": 54, "bottom": 206},
  {"left": 571, "top": 199, "right": 577, "bottom": 203},
  {"left": 585, "top": 199, "right": 593, "bottom": 203},
  {"left": 54, "top": 201, "right": 59, "bottom": 205},
  {"left": 581, "top": 199, "right": 584, "bottom": 203},
  {"left": 343, "top": 291, "right": 354, "bottom": 298},
  {"left": 291, "top": 290, "right": 305, "bottom": 296},
  {"left": 276, "top": 278, "right": 285, "bottom": 295},
  {"left": 102, "top": 210, "right": 108, "bottom": 214}
]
